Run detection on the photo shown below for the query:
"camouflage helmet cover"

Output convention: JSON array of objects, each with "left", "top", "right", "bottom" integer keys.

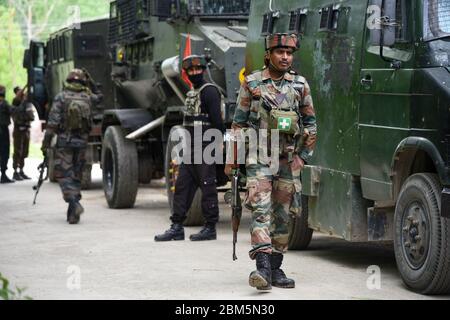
[
  {"left": 265, "top": 33, "right": 299, "bottom": 51},
  {"left": 182, "top": 55, "right": 207, "bottom": 70},
  {"left": 66, "top": 68, "right": 87, "bottom": 84}
]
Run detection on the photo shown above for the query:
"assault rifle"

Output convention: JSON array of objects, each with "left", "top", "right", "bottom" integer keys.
[{"left": 32, "top": 156, "right": 48, "bottom": 205}]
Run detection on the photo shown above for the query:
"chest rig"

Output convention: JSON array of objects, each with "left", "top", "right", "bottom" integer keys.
[
  {"left": 246, "top": 70, "right": 305, "bottom": 159},
  {"left": 183, "top": 83, "right": 219, "bottom": 127}
]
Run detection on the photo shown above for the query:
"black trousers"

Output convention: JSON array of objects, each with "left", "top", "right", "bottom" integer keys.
[
  {"left": 171, "top": 163, "right": 219, "bottom": 226},
  {"left": 0, "top": 125, "right": 10, "bottom": 173}
]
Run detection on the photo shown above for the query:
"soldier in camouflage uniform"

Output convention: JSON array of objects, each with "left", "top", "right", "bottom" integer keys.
[
  {"left": 11, "top": 87, "right": 35, "bottom": 181},
  {"left": 227, "top": 33, "right": 317, "bottom": 290},
  {"left": 41, "top": 69, "right": 101, "bottom": 224}
]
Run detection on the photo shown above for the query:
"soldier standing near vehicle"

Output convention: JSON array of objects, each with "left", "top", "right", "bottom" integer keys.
[
  {"left": 41, "top": 69, "right": 101, "bottom": 224},
  {"left": 0, "top": 85, "right": 15, "bottom": 184},
  {"left": 155, "top": 55, "right": 225, "bottom": 241},
  {"left": 11, "top": 86, "right": 35, "bottom": 181},
  {"left": 226, "top": 33, "right": 317, "bottom": 290}
]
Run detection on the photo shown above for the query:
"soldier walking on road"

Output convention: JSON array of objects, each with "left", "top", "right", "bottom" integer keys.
[
  {"left": 155, "top": 55, "right": 225, "bottom": 241},
  {"left": 0, "top": 85, "right": 15, "bottom": 184},
  {"left": 41, "top": 69, "right": 101, "bottom": 224},
  {"left": 11, "top": 86, "right": 35, "bottom": 181},
  {"left": 226, "top": 33, "right": 317, "bottom": 290}
]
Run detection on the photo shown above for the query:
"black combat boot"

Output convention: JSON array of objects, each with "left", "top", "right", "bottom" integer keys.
[
  {"left": 20, "top": 170, "right": 31, "bottom": 180},
  {"left": 67, "top": 201, "right": 84, "bottom": 224},
  {"left": 13, "top": 171, "right": 23, "bottom": 181},
  {"left": 249, "top": 252, "right": 272, "bottom": 290},
  {"left": 0, "top": 173, "right": 15, "bottom": 183},
  {"left": 154, "top": 223, "right": 185, "bottom": 241},
  {"left": 270, "top": 253, "right": 295, "bottom": 288},
  {"left": 189, "top": 225, "right": 216, "bottom": 241}
]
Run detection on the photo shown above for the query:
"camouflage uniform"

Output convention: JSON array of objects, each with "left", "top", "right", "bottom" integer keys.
[
  {"left": 232, "top": 33, "right": 317, "bottom": 289},
  {"left": 42, "top": 69, "right": 100, "bottom": 223},
  {"left": 12, "top": 96, "right": 35, "bottom": 178},
  {"left": 233, "top": 68, "right": 317, "bottom": 258}
]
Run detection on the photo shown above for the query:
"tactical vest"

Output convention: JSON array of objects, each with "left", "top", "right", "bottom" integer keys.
[
  {"left": 61, "top": 90, "right": 92, "bottom": 134},
  {"left": 245, "top": 70, "right": 305, "bottom": 158},
  {"left": 183, "top": 83, "right": 224, "bottom": 127}
]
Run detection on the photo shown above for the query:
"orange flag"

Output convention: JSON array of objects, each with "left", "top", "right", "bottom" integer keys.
[{"left": 181, "top": 34, "right": 192, "bottom": 88}]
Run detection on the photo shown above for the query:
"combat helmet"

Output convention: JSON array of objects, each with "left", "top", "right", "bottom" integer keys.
[
  {"left": 66, "top": 68, "right": 87, "bottom": 85},
  {"left": 182, "top": 55, "right": 207, "bottom": 71},
  {"left": 265, "top": 33, "right": 300, "bottom": 51}
]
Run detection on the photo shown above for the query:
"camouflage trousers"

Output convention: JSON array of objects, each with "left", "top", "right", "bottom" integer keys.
[
  {"left": 13, "top": 127, "right": 30, "bottom": 170},
  {"left": 54, "top": 147, "right": 86, "bottom": 203},
  {"left": 245, "top": 155, "right": 303, "bottom": 259}
]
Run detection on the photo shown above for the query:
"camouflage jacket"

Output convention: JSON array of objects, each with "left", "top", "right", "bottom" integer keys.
[
  {"left": 46, "top": 87, "right": 95, "bottom": 146},
  {"left": 232, "top": 68, "right": 317, "bottom": 162},
  {"left": 11, "top": 101, "right": 35, "bottom": 128}
]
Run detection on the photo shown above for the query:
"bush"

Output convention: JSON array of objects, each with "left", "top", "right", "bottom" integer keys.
[{"left": 0, "top": 272, "right": 32, "bottom": 300}]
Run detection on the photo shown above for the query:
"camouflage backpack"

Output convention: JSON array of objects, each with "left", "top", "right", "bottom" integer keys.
[
  {"left": 63, "top": 92, "right": 92, "bottom": 134},
  {"left": 184, "top": 83, "right": 224, "bottom": 125}
]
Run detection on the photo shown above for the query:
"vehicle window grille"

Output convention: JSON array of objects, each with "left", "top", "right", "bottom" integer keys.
[
  {"left": 425, "top": 0, "right": 450, "bottom": 40},
  {"left": 188, "top": 0, "right": 251, "bottom": 16}
]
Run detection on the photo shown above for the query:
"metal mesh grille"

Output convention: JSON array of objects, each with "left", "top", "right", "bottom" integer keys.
[
  {"left": 188, "top": 0, "right": 251, "bottom": 15},
  {"left": 425, "top": 0, "right": 450, "bottom": 39}
]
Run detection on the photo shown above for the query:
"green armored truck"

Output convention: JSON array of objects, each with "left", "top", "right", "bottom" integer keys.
[
  {"left": 245, "top": 0, "right": 450, "bottom": 294},
  {"left": 24, "top": 18, "right": 113, "bottom": 188},
  {"left": 25, "top": 0, "right": 251, "bottom": 225}
]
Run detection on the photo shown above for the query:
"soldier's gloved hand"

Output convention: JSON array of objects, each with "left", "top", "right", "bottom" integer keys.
[{"left": 41, "top": 146, "right": 47, "bottom": 158}]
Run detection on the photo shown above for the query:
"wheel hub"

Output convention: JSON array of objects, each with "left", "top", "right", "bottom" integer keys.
[{"left": 401, "top": 203, "right": 430, "bottom": 269}]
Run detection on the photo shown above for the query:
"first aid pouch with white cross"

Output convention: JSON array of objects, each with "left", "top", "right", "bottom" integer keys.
[{"left": 269, "top": 108, "right": 301, "bottom": 136}]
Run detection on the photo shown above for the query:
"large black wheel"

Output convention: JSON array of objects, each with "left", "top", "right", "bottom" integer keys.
[
  {"left": 101, "top": 126, "right": 138, "bottom": 208},
  {"left": 288, "top": 194, "right": 313, "bottom": 250},
  {"left": 165, "top": 126, "right": 204, "bottom": 226},
  {"left": 394, "top": 173, "right": 450, "bottom": 294}
]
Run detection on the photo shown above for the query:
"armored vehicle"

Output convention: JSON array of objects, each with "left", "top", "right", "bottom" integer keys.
[
  {"left": 245, "top": 0, "right": 450, "bottom": 294},
  {"left": 24, "top": 18, "right": 113, "bottom": 188},
  {"left": 25, "top": 0, "right": 251, "bottom": 225}
]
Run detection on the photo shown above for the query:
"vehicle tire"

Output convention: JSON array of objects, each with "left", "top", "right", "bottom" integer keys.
[
  {"left": 102, "top": 126, "right": 138, "bottom": 208},
  {"left": 81, "top": 164, "right": 92, "bottom": 190},
  {"left": 165, "top": 126, "right": 204, "bottom": 226},
  {"left": 394, "top": 173, "right": 450, "bottom": 294},
  {"left": 47, "top": 149, "right": 57, "bottom": 182},
  {"left": 288, "top": 195, "right": 313, "bottom": 250}
]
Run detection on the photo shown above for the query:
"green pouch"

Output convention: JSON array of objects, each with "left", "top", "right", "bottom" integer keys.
[{"left": 269, "top": 109, "right": 299, "bottom": 135}]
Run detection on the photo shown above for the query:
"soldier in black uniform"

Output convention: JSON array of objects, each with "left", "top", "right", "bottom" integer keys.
[
  {"left": 155, "top": 55, "right": 225, "bottom": 241},
  {"left": 0, "top": 85, "right": 15, "bottom": 184}
]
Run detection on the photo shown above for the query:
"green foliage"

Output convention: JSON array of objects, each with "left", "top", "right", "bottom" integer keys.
[
  {"left": 0, "top": 272, "right": 32, "bottom": 300},
  {"left": 0, "top": 1, "right": 110, "bottom": 102},
  {"left": 0, "top": 5, "right": 27, "bottom": 103}
]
